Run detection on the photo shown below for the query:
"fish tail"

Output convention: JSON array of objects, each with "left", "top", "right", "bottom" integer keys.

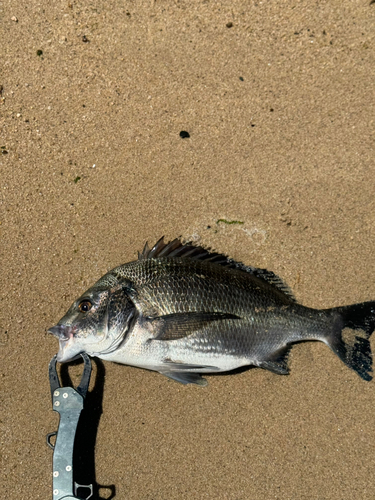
[{"left": 325, "top": 301, "right": 375, "bottom": 381}]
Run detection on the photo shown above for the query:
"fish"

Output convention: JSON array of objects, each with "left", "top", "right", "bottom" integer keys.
[{"left": 48, "top": 237, "right": 375, "bottom": 386}]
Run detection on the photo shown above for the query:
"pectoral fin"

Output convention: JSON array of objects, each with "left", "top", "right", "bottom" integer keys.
[{"left": 152, "top": 311, "right": 241, "bottom": 341}]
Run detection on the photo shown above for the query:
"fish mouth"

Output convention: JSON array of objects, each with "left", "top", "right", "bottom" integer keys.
[
  {"left": 48, "top": 324, "right": 73, "bottom": 340},
  {"left": 48, "top": 324, "right": 82, "bottom": 362}
]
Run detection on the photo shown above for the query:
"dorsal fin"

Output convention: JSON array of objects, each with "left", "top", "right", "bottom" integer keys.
[
  {"left": 138, "top": 236, "right": 230, "bottom": 264},
  {"left": 137, "top": 237, "right": 296, "bottom": 302},
  {"left": 233, "top": 263, "right": 296, "bottom": 301}
]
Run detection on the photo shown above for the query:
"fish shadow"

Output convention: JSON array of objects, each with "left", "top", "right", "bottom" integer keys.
[
  {"left": 60, "top": 358, "right": 116, "bottom": 500},
  {"left": 215, "top": 365, "right": 257, "bottom": 378}
]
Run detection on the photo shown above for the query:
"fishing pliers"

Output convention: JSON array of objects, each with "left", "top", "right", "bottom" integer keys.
[{"left": 47, "top": 353, "right": 93, "bottom": 500}]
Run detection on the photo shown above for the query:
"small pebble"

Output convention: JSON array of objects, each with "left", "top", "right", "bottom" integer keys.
[
  {"left": 226, "top": 22, "right": 233, "bottom": 28},
  {"left": 179, "top": 131, "right": 190, "bottom": 139},
  {"left": 11, "top": 16, "right": 18, "bottom": 22}
]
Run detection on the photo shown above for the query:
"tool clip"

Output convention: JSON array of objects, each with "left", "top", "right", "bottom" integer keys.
[{"left": 47, "top": 353, "right": 93, "bottom": 500}]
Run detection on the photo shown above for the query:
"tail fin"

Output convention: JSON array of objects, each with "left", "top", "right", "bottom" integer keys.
[{"left": 326, "top": 301, "right": 375, "bottom": 381}]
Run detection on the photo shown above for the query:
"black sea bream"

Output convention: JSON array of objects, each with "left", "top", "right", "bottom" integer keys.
[{"left": 49, "top": 238, "right": 375, "bottom": 385}]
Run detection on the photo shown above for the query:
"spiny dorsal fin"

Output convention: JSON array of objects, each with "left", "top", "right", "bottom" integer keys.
[
  {"left": 138, "top": 236, "right": 230, "bottom": 265},
  {"left": 137, "top": 237, "right": 296, "bottom": 302}
]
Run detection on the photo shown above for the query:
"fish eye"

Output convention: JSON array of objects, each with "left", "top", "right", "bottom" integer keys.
[{"left": 78, "top": 300, "right": 93, "bottom": 313}]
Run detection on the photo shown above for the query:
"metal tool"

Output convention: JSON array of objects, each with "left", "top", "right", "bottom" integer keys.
[{"left": 47, "top": 353, "right": 93, "bottom": 500}]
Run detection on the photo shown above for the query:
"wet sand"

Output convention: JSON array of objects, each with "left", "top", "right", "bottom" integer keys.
[{"left": 1, "top": 1, "right": 375, "bottom": 498}]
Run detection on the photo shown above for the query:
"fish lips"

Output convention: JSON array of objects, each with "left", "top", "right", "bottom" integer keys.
[
  {"left": 48, "top": 324, "right": 72, "bottom": 341},
  {"left": 48, "top": 324, "right": 82, "bottom": 362}
]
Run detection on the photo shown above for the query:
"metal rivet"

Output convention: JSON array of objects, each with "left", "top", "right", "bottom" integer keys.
[
  {"left": 66, "top": 465, "right": 72, "bottom": 472},
  {"left": 54, "top": 401, "right": 60, "bottom": 407},
  {"left": 53, "top": 489, "right": 59, "bottom": 495},
  {"left": 63, "top": 392, "right": 68, "bottom": 398},
  {"left": 53, "top": 471, "right": 59, "bottom": 477},
  {"left": 54, "top": 390, "right": 60, "bottom": 396}
]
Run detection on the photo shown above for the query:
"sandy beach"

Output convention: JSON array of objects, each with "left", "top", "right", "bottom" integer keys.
[{"left": 1, "top": 1, "right": 375, "bottom": 498}]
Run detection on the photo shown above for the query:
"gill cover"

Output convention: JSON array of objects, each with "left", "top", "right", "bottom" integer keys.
[{"left": 90, "top": 284, "right": 136, "bottom": 356}]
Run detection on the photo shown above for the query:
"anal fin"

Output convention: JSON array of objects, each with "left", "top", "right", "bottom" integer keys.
[{"left": 258, "top": 345, "right": 292, "bottom": 375}]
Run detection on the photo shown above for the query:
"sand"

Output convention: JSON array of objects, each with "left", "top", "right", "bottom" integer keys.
[{"left": 1, "top": 0, "right": 375, "bottom": 498}]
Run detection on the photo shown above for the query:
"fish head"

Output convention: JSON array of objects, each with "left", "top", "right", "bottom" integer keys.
[{"left": 48, "top": 281, "right": 136, "bottom": 362}]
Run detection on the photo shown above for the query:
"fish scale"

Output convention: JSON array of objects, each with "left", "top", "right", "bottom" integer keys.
[
  {"left": 122, "top": 258, "right": 291, "bottom": 315},
  {"left": 49, "top": 237, "right": 375, "bottom": 385}
]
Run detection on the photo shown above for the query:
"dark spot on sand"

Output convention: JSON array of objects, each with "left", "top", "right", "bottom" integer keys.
[
  {"left": 216, "top": 219, "right": 244, "bottom": 226},
  {"left": 179, "top": 131, "right": 190, "bottom": 139}
]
